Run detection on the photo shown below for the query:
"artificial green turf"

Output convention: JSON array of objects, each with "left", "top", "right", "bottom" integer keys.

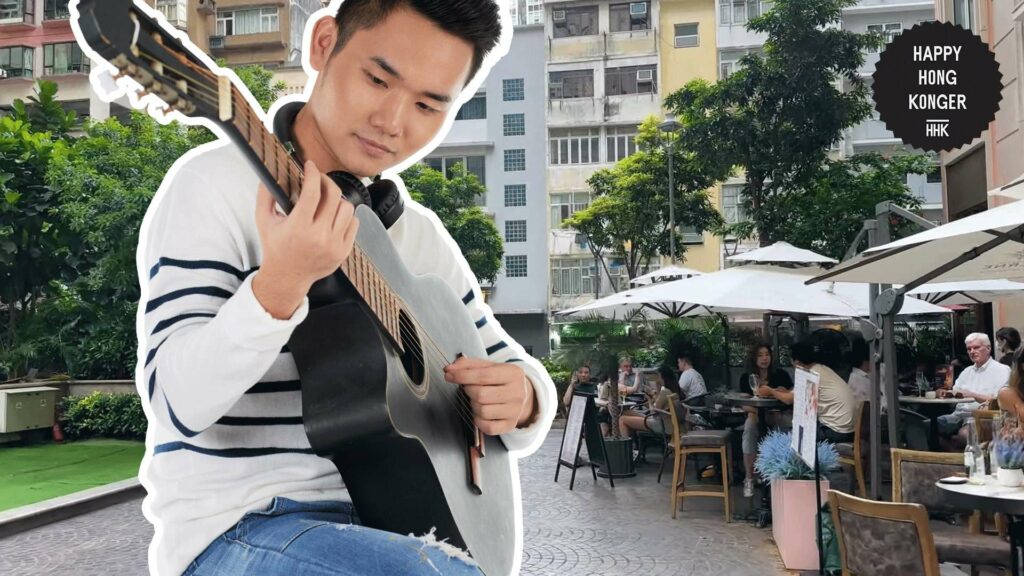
[{"left": 0, "top": 438, "right": 145, "bottom": 512}]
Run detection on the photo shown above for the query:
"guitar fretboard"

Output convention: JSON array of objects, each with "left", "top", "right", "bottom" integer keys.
[{"left": 228, "top": 87, "right": 404, "bottom": 349}]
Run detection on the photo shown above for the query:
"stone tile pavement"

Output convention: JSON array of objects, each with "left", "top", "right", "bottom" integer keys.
[{"left": 0, "top": 430, "right": 787, "bottom": 575}]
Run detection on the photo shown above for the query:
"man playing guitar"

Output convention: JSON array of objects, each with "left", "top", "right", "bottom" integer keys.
[{"left": 134, "top": 1, "right": 555, "bottom": 574}]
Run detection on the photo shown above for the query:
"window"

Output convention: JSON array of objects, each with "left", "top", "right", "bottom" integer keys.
[
  {"left": 504, "top": 184, "right": 527, "bottom": 207},
  {"left": 216, "top": 7, "right": 279, "bottom": 36},
  {"left": 549, "top": 128, "right": 600, "bottom": 165},
  {"left": 610, "top": 2, "right": 650, "bottom": 32},
  {"left": 0, "top": 0, "right": 32, "bottom": 23},
  {"left": 503, "top": 113, "right": 525, "bottom": 136},
  {"left": 605, "top": 65, "right": 657, "bottom": 96},
  {"left": 549, "top": 69, "right": 594, "bottom": 99},
  {"left": 606, "top": 126, "right": 638, "bottom": 162},
  {"left": 423, "top": 155, "right": 486, "bottom": 184},
  {"left": 503, "top": 78, "right": 524, "bottom": 101},
  {"left": 156, "top": 0, "right": 187, "bottom": 27},
  {"left": 680, "top": 224, "right": 703, "bottom": 244},
  {"left": 953, "top": 0, "right": 975, "bottom": 31},
  {"left": 719, "top": 49, "right": 757, "bottom": 80},
  {"left": 44, "top": 0, "right": 69, "bottom": 20},
  {"left": 867, "top": 23, "right": 902, "bottom": 53},
  {"left": 0, "top": 46, "right": 34, "bottom": 79},
  {"left": 504, "top": 149, "right": 526, "bottom": 172},
  {"left": 674, "top": 23, "right": 699, "bottom": 48},
  {"left": 722, "top": 184, "right": 747, "bottom": 225},
  {"left": 720, "top": 61, "right": 735, "bottom": 80},
  {"left": 525, "top": 0, "right": 544, "bottom": 24},
  {"left": 719, "top": 0, "right": 772, "bottom": 26},
  {"left": 43, "top": 43, "right": 89, "bottom": 75},
  {"left": 506, "top": 255, "right": 528, "bottom": 278},
  {"left": 552, "top": 5, "right": 597, "bottom": 38},
  {"left": 551, "top": 258, "right": 597, "bottom": 295},
  {"left": 455, "top": 93, "right": 486, "bottom": 120},
  {"left": 505, "top": 220, "right": 527, "bottom": 243},
  {"left": 926, "top": 165, "right": 942, "bottom": 184},
  {"left": 550, "top": 192, "right": 591, "bottom": 228}
]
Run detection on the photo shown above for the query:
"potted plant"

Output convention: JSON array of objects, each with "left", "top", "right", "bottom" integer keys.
[
  {"left": 755, "top": 429, "right": 840, "bottom": 571},
  {"left": 994, "top": 416, "right": 1024, "bottom": 487}
]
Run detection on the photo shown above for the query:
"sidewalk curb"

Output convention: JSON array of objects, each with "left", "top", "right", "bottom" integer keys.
[{"left": 0, "top": 478, "right": 144, "bottom": 539}]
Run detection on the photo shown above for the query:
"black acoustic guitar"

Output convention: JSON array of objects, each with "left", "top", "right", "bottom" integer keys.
[{"left": 73, "top": 2, "right": 515, "bottom": 574}]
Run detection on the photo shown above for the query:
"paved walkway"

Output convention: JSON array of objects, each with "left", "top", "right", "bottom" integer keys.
[{"left": 0, "top": 430, "right": 786, "bottom": 575}]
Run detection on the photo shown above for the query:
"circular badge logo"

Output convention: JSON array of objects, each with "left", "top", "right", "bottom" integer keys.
[{"left": 872, "top": 21, "right": 1002, "bottom": 153}]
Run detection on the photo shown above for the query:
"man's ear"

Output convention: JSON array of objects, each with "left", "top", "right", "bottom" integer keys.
[{"left": 309, "top": 16, "right": 339, "bottom": 73}]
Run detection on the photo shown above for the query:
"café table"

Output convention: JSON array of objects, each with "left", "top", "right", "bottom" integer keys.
[
  {"left": 937, "top": 476, "right": 1024, "bottom": 575},
  {"left": 899, "top": 396, "right": 974, "bottom": 450},
  {"left": 722, "top": 393, "right": 784, "bottom": 527}
]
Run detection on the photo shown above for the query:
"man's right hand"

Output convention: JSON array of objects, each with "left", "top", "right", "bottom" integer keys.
[{"left": 252, "top": 160, "right": 360, "bottom": 319}]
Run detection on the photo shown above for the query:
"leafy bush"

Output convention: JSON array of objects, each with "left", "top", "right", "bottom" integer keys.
[
  {"left": 60, "top": 391, "right": 146, "bottom": 441},
  {"left": 755, "top": 429, "right": 840, "bottom": 484}
]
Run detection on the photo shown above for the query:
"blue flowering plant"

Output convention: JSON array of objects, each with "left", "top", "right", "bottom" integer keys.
[
  {"left": 754, "top": 429, "right": 840, "bottom": 485},
  {"left": 994, "top": 417, "right": 1024, "bottom": 470}
]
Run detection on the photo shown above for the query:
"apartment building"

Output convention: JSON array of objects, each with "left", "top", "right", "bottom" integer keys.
[
  {"left": 424, "top": 24, "right": 551, "bottom": 357},
  {"left": 659, "top": 0, "right": 721, "bottom": 273},
  {"left": 544, "top": 0, "right": 664, "bottom": 314}
]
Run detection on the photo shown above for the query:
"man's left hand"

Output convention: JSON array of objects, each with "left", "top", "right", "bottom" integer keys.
[{"left": 445, "top": 356, "right": 537, "bottom": 436}]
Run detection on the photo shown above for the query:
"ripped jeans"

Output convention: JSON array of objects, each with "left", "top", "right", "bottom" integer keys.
[{"left": 182, "top": 497, "right": 482, "bottom": 576}]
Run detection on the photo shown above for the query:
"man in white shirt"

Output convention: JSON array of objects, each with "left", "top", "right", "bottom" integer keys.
[
  {"left": 676, "top": 354, "right": 708, "bottom": 404},
  {"left": 938, "top": 333, "right": 1010, "bottom": 440},
  {"left": 132, "top": 2, "right": 555, "bottom": 575}
]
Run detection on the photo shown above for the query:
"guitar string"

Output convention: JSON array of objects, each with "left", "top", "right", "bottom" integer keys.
[{"left": 131, "top": 50, "right": 485, "bottom": 428}]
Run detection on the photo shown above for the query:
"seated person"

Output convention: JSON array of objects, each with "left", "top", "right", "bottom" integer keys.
[
  {"left": 738, "top": 343, "right": 792, "bottom": 498},
  {"left": 562, "top": 364, "right": 596, "bottom": 410},
  {"left": 759, "top": 339, "right": 856, "bottom": 443},
  {"left": 938, "top": 333, "right": 1010, "bottom": 447},
  {"left": 676, "top": 354, "right": 707, "bottom": 406},
  {"left": 996, "top": 326, "right": 1021, "bottom": 367},
  {"left": 615, "top": 356, "right": 640, "bottom": 395},
  {"left": 998, "top": 347, "right": 1024, "bottom": 420},
  {"left": 618, "top": 366, "right": 682, "bottom": 439},
  {"left": 847, "top": 338, "right": 871, "bottom": 404}
]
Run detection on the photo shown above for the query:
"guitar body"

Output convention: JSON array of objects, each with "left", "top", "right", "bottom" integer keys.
[{"left": 288, "top": 206, "right": 516, "bottom": 576}]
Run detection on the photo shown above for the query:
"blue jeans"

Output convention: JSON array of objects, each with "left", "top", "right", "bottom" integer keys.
[{"left": 183, "top": 497, "right": 483, "bottom": 576}]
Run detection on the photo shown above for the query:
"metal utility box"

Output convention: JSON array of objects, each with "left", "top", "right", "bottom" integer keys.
[{"left": 0, "top": 387, "right": 60, "bottom": 433}]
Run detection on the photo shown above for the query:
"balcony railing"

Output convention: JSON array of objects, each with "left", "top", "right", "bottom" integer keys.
[
  {"left": 0, "top": 0, "right": 34, "bottom": 25},
  {"left": 44, "top": 62, "right": 90, "bottom": 76},
  {"left": 0, "top": 67, "right": 32, "bottom": 79}
]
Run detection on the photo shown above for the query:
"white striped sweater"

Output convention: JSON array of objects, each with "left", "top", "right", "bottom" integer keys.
[{"left": 136, "top": 139, "right": 555, "bottom": 576}]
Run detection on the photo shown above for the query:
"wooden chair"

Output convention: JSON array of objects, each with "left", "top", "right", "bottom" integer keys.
[
  {"left": 836, "top": 400, "right": 871, "bottom": 497},
  {"left": 890, "top": 448, "right": 1009, "bottom": 575},
  {"left": 829, "top": 489, "right": 941, "bottom": 576},
  {"left": 974, "top": 408, "right": 1000, "bottom": 445},
  {"left": 970, "top": 409, "right": 1008, "bottom": 539},
  {"left": 666, "top": 393, "right": 731, "bottom": 522}
]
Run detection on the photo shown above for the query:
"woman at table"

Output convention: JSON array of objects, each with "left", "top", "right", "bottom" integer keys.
[
  {"left": 617, "top": 366, "right": 682, "bottom": 439},
  {"left": 996, "top": 327, "right": 1021, "bottom": 367},
  {"left": 738, "top": 343, "right": 793, "bottom": 498},
  {"left": 998, "top": 347, "right": 1024, "bottom": 420}
]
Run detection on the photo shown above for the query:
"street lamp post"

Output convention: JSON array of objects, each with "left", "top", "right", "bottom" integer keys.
[{"left": 658, "top": 114, "right": 682, "bottom": 262}]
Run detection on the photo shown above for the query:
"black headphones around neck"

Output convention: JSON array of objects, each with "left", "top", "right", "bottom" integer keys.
[{"left": 271, "top": 101, "right": 404, "bottom": 229}]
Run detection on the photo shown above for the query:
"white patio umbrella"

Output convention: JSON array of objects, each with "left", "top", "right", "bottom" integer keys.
[
  {"left": 727, "top": 241, "right": 838, "bottom": 265},
  {"left": 558, "top": 264, "right": 947, "bottom": 319},
  {"left": 556, "top": 282, "right": 727, "bottom": 320},
  {"left": 629, "top": 265, "right": 704, "bottom": 286},
  {"left": 905, "top": 279, "right": 1024, "bottom": 305},
  {"left": 810, "top": 197, "right": 1024, "bottom": 286}
]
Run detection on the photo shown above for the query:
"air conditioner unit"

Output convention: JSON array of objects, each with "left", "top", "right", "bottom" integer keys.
[
  {"left": 197, "top": 0, "right": 217, "bottom": 16},
  {"left": 0, "top": 387, "right": 59, "bottom": 433},
  {"left": 636, "top": 69, "right": 653, "bottom": 83},
  {"left": 629, "top": 2, "right": 648, "bottom": 16},
  {"left": 209, "top": 35, "right": 225, "bottom": 49},
  {"left": 552, "top": 9, "right": 566, "bottom": 22}
]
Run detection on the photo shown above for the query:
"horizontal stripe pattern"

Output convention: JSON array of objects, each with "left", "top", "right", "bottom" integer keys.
[
  {"left": 149, "top": 257, "right": 255, "bottom": 281},
  {"left": 153, "top": 441, "right": 316, "bottom": 458},
  {"left": 461, "top": 290, "right": 474, "bottom": 304},
  {"left": 474, "top": 316, "right": 488, "bottom": 328},
  {"left": 245, "top": 379, "right": 301, "bottom": 394},
  {"left": 215, "top": 415, "right": 302, "bottom": 426},
  {"left": 485, "top": 341, "right": 508, "bottom": 355},
  {"left": 146, "top": 286, "right": 233, "bottom": 313},
  {"left": 151, "top": 312, "right": 216, "bottom": 335}
]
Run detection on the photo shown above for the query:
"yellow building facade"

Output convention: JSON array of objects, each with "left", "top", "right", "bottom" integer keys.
[{"left": 658, "top": 0, "right": 722, "bottom": 273}]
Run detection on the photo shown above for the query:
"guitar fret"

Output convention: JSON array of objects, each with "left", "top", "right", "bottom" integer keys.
[{"left": 354, "top": 250, "right": 366, "bottom": 303}]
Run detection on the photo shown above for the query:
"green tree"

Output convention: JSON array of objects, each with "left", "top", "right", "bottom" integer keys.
[
  {"left": 666, "top": 0, "right": 882, "bottom": 246},
  {"left": 9, "top": 80, "right": 78, "bottom": 139},
  {"left": 218, "top": 59, "right": 289, "bottom": 112},
  {"left": 564, "top": 117, "right": 728, "bottom": 282},
  {"left": 776, "top": 153, "right": 930, "bottom": 260},
  {"left": 400, "top": 163, "right": 503, "bottom": 283}
]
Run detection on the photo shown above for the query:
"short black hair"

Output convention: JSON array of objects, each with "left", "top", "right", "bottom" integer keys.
[
  {"left": 847, "top": 338, "right": 870, "bottom": 366},
  {"left": 790, "top": 340, "right": 819, "bottom": 365},
  {"left": 659, "top": 365, "right": 681, "bottom": 396},
  {"left": 332, "top": 0, "right": 502, "bottom": 84}
]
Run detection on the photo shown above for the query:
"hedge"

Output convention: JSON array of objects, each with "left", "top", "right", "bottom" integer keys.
[{"left": 60, "top": 392, "right": 146, "bottom": 441}]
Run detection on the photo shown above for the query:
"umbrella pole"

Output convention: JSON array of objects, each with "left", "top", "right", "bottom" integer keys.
[{"left": 720, "top": 314, "right": 730, "bottom": 390}]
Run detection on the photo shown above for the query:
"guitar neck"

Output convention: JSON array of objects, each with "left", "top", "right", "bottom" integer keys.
[{"left": 221, "top": 86, "right": 404, "bottom": 349}]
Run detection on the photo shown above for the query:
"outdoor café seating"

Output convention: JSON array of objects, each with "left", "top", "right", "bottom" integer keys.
[{"left": 665, "top": 394, "right": 732, "bottom": 523}]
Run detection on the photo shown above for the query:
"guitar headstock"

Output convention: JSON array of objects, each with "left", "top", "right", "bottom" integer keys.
[{"left": 72, "top": 0, "right": 226, "bottom": 123}]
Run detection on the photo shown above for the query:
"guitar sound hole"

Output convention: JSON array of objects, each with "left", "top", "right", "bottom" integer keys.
[{"left": 398, "top": 310, "right": 425, "bottom": 387}]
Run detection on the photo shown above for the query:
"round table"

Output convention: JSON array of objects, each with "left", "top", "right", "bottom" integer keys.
[
  {"left": 937, "top": 476, "right": 1024, "bottom": 575},
  {"left": 899, "top": 396, "right": 974, "bottom": 450},
  {"left": 722, "top": 393, "right": 785, "bottom": 527}
]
